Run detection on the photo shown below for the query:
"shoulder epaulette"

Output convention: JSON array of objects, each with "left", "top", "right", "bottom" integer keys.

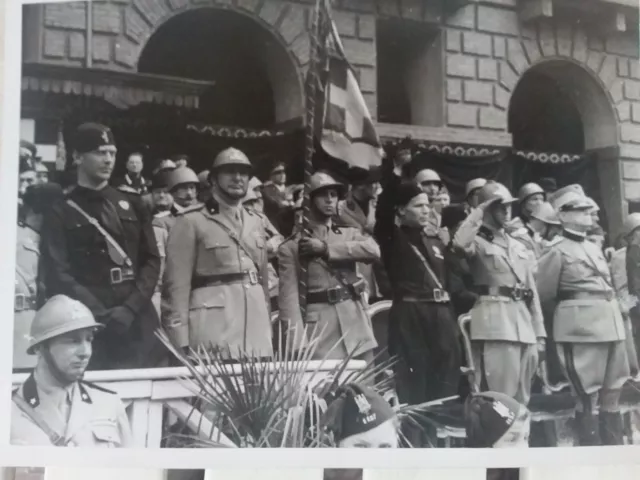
[
  {"left": 81, "top": 380, "right": 117, "bottom": 395},
  {"left": 177, "top": 203, "right": 205, "bottom": 216},
  {"left": 478, "top": 225, "right": 494, "bottom": 242}
]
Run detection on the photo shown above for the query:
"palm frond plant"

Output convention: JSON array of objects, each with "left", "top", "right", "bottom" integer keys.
[{"left": 156, "top": 324, "right": 454, "bottom": 448}]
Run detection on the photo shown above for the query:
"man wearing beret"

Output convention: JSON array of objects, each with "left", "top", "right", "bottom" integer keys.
[
  {"left": 40, "top": 123, "right": 162, "bottom": 370},
  {"left": 536, "top": 185, "right": 629, "bottom": 445}
]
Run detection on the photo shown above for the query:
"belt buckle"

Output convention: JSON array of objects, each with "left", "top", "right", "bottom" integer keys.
[
  {"left": 433, "top": 288, "right": 445, "bottom": 303},
  {"left": 110, "top": 268, "right": 123, "bottom": 285},
  {"left": 511, "top": 286, "right": 523, "bottom": 301},
  {"left": 15, "top": 294, "right": 25, "bottom": 311},
  {"left": 248, "top": 271, "right": 259, "bottom": 285},
  {"left": 327, "top": 287, "right": 340, "bottom": 304}
]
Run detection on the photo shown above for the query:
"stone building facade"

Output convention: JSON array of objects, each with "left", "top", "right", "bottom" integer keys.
[{"left": 20, "top": 0, "right": 640, "bottom": 235}]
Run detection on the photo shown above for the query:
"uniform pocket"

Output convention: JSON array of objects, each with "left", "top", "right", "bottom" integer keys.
[
  {"left": 189, "top": 290, "right": 227, "bottom": 346},
  {"left": 90, "top": 420, "right": 122, "bottom": 447}
]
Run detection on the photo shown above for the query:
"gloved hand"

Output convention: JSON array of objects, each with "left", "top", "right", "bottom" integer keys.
[
  {"left": 299, "top": 238, "right": 327, "bottom": 258},
  {"left": 106, "top": 306, "right": 136, "bottom": 335}
]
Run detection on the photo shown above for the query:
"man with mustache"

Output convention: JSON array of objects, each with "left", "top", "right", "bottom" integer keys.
[
  {"left": 163, "top": 147, "right": 273, "bottom": 358},
  {"left": 11, "top": 295, "right": 132, "bottom": 447},
  {"left": 41, "top": 123, "right": 162, "bottom": 370}
]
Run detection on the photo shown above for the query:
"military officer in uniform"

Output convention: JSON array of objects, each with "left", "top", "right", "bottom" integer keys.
[
  {"left": 163, "top": 147, "right": 273, "bottom": 358},
  {"left": 453, "top": 182, "right": 546, "bottom": 406},
  {"left": 11, "top": 295, "right": 132, "bottom": 447},
  {"left": 537, "top": 185, "right": 629, "bottom": 445},
  {"left": 378, "top": 182, "right": 460, "bottom": 406},
  {"left": 41, "top": 123, "right": 162, "bottom": 370},
  {"left": 278, "top": 171, "right": 379, "bottom": 361},
  {"left": 14, "top": 184, "right": 65, "bottom": 371},
  {"left": 114, "top": 152, "right": 149, "bottom": 196},
  {"left": 511, "top": 202, "right": 562, "bottom": 261}
]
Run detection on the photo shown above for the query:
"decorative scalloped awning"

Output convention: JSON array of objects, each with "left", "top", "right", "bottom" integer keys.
[{"left": 21, "top": 63, "right": 215, "bottom": 110}]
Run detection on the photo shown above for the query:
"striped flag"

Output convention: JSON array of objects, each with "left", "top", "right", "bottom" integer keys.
[{"left": 319, "top": 3, "right": 383, "bottom": 171}]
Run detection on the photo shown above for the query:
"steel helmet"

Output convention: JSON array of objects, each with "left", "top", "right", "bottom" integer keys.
[
  {"left": 476, "top": 182, "right": 516, "bottom": 205},
  {"left": 28, "top": 295, "right": 103, "bottom": 354},
  {"left": 415, "top": 169, "right": 442, "bottom": 184},
  {"left": 530, "top": 202, "right": 561, "bottom": 226},
  {"left": 518, "top": 183, "right": 545, "bottom": 203},
  {"left": 35, "top": 162, "right": 49, "bottom": 174},
  {"left": 212, "top": 147, "right": 252, "bottom": 170},
  {"left": 623, "top": 213, "right": 640, "bottom": 238},
  {"left": 243, "top": 177, "right": 264, "bottom": 203},
  {"left": 465, "top": 178, "right": 487, "bottom": 198},
  {"left": 197, "top": 169, "right": 210, "bottom": 185},
  {"left": 309, "top": 171, "right": 346, "bottom": 197},
  {"left": 248, "top": 176, "right": 263, "bottom": 191},
  {"left": 167, "top": 167, "right": 199, "bottom": 191}
]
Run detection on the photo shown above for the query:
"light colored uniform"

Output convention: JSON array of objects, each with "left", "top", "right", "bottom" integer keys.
[
  {"left": 151, "top": 210, "right": 175, "bottom": 317},
  {"left": 162, "top": 199, "right": 273, "bottom": 357},
  {"left": 453, "top": 208, "right": 546, "bottom": 404},
  {"left": 278, "top": 219, "right": 379, "bottom": 359},
  {"left": 14, "top": 224, "right": 40, "bottom": 370},
  {"left": 338, "top": 192, "right": 379, "bottom": 300},
  {"left": 609, "top": 247, "right": 639, "bottom": 374},
  {"left": 12, "top": 371, "right": 132, "bottom": 447},
  {"left": 536, "top": 232, "right": 630, "bottom": 410}
]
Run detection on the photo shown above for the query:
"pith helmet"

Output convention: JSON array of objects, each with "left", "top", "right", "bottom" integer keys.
[
  {"left": 212, "top": 147, "right": 252, "bottom": 170},
  {"left": 28, "top": 295, "right": 102, "bottom": 354},
  {"left": 623, "top": 213, "right": 640, "bottom": 238},
  {"left": 477, "top": 182, "right": 516, "bottom": 205},
  {"left": 518, "top": 183, "right": 545, "bottom": 203},
  {"left": 586, "top": 197, "right": 600, "bottom": 213},
  {"left": 530, "top": 202, "right": 561, "bottom": 226},
  {"left": 465, "top": 178, "right": 487, "bottom": 198},
  {"left": 309, "top": 171, "right": 346, "bottom": 197},
  {"left": 415, "top": 169, "right": 442, "bottom": 184},
  {"left": 167, "top": 167, "right": 199, "bottom": 191}
]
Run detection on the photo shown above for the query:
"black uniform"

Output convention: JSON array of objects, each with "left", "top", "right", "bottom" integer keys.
[
  {"left": 41, "top": 185, "right": 162, "bottom": 369},
  {"left": 378, "top": 221, "right": 461, "bottom": 405}
]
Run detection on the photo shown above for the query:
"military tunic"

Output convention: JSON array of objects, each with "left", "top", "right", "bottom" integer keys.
[
  {"left": 536, "top": 231, "right": 629, "bottom": 409},
  {"left": 14, "top": 223, "right": 41, "bottom": 370},
  {"left": 41, "top": 185, "right": 162, "bottom": 370},
  {"left": 277, "top": 219, "right": 379, "bottom": 359},
  {"left": 162, "top": 198, "right": 273, "bottom": 357},
  {"left": 453, "top": 207, "right": 545, "bottom": 405},
  {"left": 12, "top": 371, "right": 132, "bottom": 447}
]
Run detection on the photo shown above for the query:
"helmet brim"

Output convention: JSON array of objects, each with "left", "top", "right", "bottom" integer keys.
[{"left": 27, "top": 324, "right": 103, "bottom": 355}]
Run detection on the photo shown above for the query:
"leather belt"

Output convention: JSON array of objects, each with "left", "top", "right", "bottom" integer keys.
[
  {"left": 400, "top": 288, "right": 450, "bottom": 304},
  {"left": 558, "top": 290, "right": 615, "bottom": 302},
  {"left": 307, "top": 282, "right": 365, "bottom": 305},
  {"left": 475, "top": 285, "right": 533, "bottom": 302},
  {"left": 110, "top": 267, "right": 135, "bottom": 285},
  {"left": 14, "top": 294, "right": 37, "bottom": 312},
  {"left": 192, "top": 271, "right": 261, "bottom": 289}
]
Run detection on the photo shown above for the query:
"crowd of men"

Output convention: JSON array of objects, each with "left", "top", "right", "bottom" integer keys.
[{"left": 12, "top": 123, "right": 640, "bottom": 448}]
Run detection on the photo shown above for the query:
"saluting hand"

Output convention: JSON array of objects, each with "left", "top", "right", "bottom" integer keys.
[{"left": 298, "top": 238, "right": 328, "bottom": 257}]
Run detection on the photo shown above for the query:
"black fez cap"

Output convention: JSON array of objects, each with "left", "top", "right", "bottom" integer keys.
[
  {"left": 19, "top": 156, "right": 35, "bottom": 174},
  {"left": 74, "top": 123, "right": 115, "bottom": 154},
  {"left": 20, "top": 140, "right": 37, "bottom": 157},
  {"left": 538, "top": 177, "right": 557, "bottom": 193},
  {"left": 465, "top": 391, "right": 523, "bottom": 448},
  {"left": 22, "top": 183, "right": 64, "bottom": 214},
  {"left": 150, "top": 170, "right": 171, "bottom": 190},
  {"left": 395, "top": 181, "right": 424, "bottom": 207},
  {"left": 321, "top": 383, "right": 395, "bottom": 442},
  {"left": 351, "top": 166, "right": 381, "bottom": 185},
  {"left": 441, "top": 203, "right": 468, "bottom": 230}
]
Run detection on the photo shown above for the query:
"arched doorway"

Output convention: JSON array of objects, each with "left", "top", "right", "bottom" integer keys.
[
  {"left": 111, "top": 7, "right": 305, "bottom": 174},
  {"left": 508, "top": 60, "right": 622, "bottom": 237}
]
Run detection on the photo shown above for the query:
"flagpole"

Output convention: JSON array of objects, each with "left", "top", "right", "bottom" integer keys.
[{"left": 298, "top": 0, "right": 328, "bottom": 323}]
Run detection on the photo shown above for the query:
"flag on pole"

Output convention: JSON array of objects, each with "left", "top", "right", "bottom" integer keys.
[{"left": 319, "top": 3, "right": 383, "bottom": 171}]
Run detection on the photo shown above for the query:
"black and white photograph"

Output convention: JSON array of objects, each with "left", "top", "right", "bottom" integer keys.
[{"left": 7, "top": 0, "right": 640, "bottom": 459}]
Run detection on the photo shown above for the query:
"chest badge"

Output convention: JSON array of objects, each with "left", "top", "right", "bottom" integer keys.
[{"left": 118, "top": 200, "right": 130, "bottom": 211}]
